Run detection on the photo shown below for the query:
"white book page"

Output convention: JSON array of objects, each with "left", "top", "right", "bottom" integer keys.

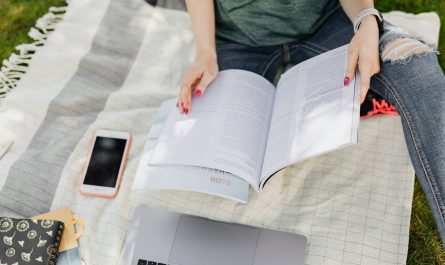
[
  {"left": 261, "top": 45, "right": 360, "bottom": 184},
  {"left": 133, "top": 99, "right": 249, "bottom": 203},
  {"left": 149, "top": 70, "right": 275, "bottom": 189}
]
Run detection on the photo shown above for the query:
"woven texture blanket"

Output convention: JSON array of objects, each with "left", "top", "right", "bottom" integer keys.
[{"left": 0, "top": 0, "right": 440, "bottom": 264}]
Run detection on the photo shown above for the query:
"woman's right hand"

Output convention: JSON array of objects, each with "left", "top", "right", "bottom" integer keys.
[{"left": 177, "top": 53, "right": 218, "bottom": 114}]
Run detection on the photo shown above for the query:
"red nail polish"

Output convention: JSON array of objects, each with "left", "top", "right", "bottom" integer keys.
[
  {"left": 194, "top": 90, "right": 202, "bottom": 97},
  {"left": 181, "top": 102, "right": 184, "bottom": 107},
  {"left": 344, "top": 76, "right": 351, "bottom": 86},
  {"left": 185, "top": 109, "right": 189, "bottom": 115},
  {"left": 176, "top": 102, "right": 179, "bottom": 108}
]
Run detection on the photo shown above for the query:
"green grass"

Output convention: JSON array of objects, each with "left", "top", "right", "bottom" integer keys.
[
  {"left": 0, "top": 0, "right": 66, "bottom": 61},
  {"left": 0, "top": 0, "right": 444, "bottom": 264},
  {"left": 408, "top": 181, "right": 445, "bottom": 264}
]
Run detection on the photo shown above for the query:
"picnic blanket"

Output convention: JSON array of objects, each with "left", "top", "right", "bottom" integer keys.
[{"left": 0, "top": 0, "right": 440, "bottom": 264}]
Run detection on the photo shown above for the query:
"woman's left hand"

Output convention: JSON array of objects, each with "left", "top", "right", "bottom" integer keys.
[{"left": 344, "top": 16, "right": 381, "bottom": 104}]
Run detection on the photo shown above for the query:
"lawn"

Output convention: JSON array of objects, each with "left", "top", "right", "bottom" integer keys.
[{"left": 0, "top": 0, "right": 444, "bottom": 264}]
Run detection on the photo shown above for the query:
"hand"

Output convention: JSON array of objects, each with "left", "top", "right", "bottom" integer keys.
[
  {"left": 177, "top": 53, "right": 218, "bottom": 114},
  {"left": 345, "top": 16, "right": 381, "bottom": 104}
]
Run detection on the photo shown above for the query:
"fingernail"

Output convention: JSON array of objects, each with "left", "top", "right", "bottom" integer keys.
[
  {"left": 344, "top": 76, "right": 351, "bottom": 86},
  {"left": 181, "top": 102, "right": 184, "bottom": 107},
  {"left": 185, "top": 108, "right": 189, "bottom": 115},
  {"left": 176, "top": 102, "right": 179, "bottom": 108},
  {"left": 194, "top": 90, "right": 202, "bottom": 97}
]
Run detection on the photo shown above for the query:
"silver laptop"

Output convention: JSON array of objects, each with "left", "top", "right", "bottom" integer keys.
[{"left": 119, "top": 206, "right": 307, "bottom": 265}]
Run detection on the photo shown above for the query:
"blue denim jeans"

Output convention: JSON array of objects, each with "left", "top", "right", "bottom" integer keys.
[{"left": 216, "top": 8, "right": 445, "bottom": 246}]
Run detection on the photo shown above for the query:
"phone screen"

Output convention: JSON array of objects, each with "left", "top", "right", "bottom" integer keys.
[{"left": 83, "top": 136, "right": 127, "bottom": 187}]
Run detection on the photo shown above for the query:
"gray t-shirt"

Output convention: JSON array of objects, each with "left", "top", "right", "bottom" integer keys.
[{"left": 215, "top": 0, "right": 340, "bottom": 47}]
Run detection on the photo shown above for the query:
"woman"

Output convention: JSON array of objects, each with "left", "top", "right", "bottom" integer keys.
[{"left": 177, "top": 0, "right": 445, "bottom": 247}]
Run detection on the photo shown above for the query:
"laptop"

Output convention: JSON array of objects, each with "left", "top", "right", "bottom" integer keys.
[{"left": 119, "top": 206, "right": 307, "bottom": 265}]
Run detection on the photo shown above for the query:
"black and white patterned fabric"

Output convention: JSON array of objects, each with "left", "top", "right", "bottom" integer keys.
[{"left": 0, "top": 218, "right": 64, "bottom": 265}]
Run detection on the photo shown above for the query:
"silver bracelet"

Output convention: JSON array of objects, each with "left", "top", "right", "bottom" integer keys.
[{"left": 353, "top": 8, "right": 382, "bottom": 34}]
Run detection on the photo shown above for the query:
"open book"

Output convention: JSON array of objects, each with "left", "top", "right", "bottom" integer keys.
[{"left": 133, "top": 45, "right": 360, "bottom": 202}]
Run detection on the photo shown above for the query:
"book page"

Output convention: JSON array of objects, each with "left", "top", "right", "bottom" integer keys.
[
  {"left": 133, "top": 99, "right": 250, "bottom": 203},
  {"left": 261, "top": 45, "right": 360, "bottom": 185},
  {"left": 149, "top": 70, "right": 275, "bottom": 189}
]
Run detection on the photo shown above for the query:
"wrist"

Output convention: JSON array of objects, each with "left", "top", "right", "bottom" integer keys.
[
  {"left": 197, "top": 49, "right": 217, "bottom": 61},
  {"left": 353, "top": 8, "right": 384, "bottom": 36},
  {"left": 359, "top": 15, "right": 379, "bottom": 32}
]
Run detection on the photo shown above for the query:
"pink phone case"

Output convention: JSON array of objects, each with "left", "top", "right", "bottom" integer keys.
[{"left": 79, "top": 132, "right": 132, "bottom": 198}]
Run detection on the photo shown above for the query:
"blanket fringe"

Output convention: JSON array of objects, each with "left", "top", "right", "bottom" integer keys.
[{"left": 0, "top": 2, "right": 69, "bottom": 101}]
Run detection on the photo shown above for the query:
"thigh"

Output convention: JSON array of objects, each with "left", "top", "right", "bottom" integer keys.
[
  {"left": 373, "top": 27, "right": 445, "bottom": 240},
  {"left": 216, "top": 42, "right": 285, "bottom": 83},
  {"left": 371, "top": 27, "right": 442, "bottom": 105},
  {"left": 289, "top": 8, "right": 354, "bottom": 63}
]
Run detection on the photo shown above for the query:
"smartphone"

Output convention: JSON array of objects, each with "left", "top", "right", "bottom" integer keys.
[{"left": 80, "top": 130, "right": 131, "bottom": 198}]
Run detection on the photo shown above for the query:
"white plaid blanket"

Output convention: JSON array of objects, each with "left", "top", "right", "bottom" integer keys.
[{"left": 1, "top": 0, "right": 440, "bottom": 264}]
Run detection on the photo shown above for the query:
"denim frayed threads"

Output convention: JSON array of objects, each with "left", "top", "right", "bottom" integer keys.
[{"left": 379, "top": 26, "right": 438, "bottom": 64}]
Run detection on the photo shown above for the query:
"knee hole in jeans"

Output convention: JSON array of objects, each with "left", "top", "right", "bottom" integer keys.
[{"left": 381, "top": 38, "right": 435, "bottom": 63}]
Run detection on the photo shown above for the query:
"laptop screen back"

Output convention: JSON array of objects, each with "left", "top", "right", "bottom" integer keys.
[{"left": 170, "top": 216, "right": 259, "bottom": 265}]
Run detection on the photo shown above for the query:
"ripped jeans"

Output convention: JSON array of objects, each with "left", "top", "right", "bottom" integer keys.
[{"left": 216, "top": 8, "right": 445, "bottom": 246}]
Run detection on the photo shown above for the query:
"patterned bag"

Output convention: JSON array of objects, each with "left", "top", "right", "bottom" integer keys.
[{"left": 0, "top": 218, "right": 64, "bottom": 265}]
